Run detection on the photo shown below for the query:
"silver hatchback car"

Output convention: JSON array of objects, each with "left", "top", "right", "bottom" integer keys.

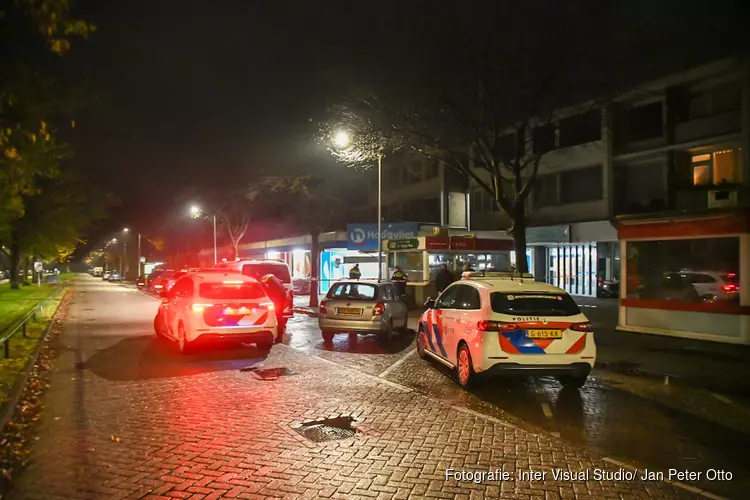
[{"left": 319, "top": 280, "right": 408, "bottom": 342}]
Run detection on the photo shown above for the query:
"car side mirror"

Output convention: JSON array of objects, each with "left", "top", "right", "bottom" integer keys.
[{"left": 424, "top": 298, "right": 436, "bottom": 309}]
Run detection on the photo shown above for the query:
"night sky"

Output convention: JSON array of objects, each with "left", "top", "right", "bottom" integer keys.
[{"left": 65, "top": 0, "right": 748, "bottom": 241}]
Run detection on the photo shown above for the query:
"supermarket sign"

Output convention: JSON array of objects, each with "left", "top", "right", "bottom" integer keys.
[{"left": 347, "top": 222, "right": 420, "bottom": 251}]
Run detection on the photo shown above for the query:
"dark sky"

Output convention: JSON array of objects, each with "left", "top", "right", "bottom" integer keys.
[{"left": 65, "top": 0, "right": 748, "bottom": 243}]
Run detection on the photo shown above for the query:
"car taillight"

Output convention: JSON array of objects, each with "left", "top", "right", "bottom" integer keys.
[
  {"left": 262, "top": 301, "right": 275, "bottom": 311},
  {"left": 477, "top": 321, "right": 517, "bottom": 331},
  {"left": 722, "top": 284, "right": 738, "bottom": 292},
  {"left": 571, "top": 322, "right": 593, "bottom": 332},
  {"left": 191, "top": 303, "right": 213, "bottom": 313},
  {"left": 372, "top": 302, "right": 385, "bottom": 316},
  {"left": 154, "top": 284, "right": 163, "bottom": 289},
  {"left": 320, "top": 300, "right": 327, "bottom": 315}
]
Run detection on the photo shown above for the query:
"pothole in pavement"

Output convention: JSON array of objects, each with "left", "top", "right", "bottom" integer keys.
[
  {"left": 241, "top": 366, "right": 297, "bottom": 380},
  {"left": 293, "top": 416, "right": 357, "bottom": 443}
]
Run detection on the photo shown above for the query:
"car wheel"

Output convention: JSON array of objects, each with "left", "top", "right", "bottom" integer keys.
[
  {"left": 177, "top": 322, "right": 191, "bottom": 354},
  {"left": 322, "top": 330, "right": 334, "bottom": 343},
  {"left": 153, "top": 315, "right": 165, "bottom": 338},
  {"left": 379, "top": 319, "right": 394, "bottom": 343},
  {"left": 416, "top": 328, "right": 427, "bottom": 359},
  {"left": 557, "top": 374, "right": 588, "bottom": 389},
  {"left": 456, "top": 343, "right": 475, "bottom": 388}
]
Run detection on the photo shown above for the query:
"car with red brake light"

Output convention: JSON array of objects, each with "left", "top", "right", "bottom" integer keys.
[
  {"left": 214, "top": 260, "right": 294, "bottom": 328},
  {"left": 417, "top": 271, "right": 596, "bottom": 389},
  {"left": 153, "top": 271, "right": 277, "bottom": 354},
  {"left": 318, "top": 279, "right": 408, "bottom": 343}
]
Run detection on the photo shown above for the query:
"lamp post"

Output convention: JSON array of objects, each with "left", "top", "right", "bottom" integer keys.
[
  {"left": 123, "top": 227, "right": 142, "bottom": 278},
  {"left": 332, "top": 131, "right": 384, "bottom": 280},
  {"left": 189, "top": 205, "right": 217, "bottom": 265}
]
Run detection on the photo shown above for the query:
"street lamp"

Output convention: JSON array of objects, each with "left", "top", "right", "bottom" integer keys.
[
  {"left": 189, "top": 205, "right": 217, "bottom": 265},
  {"left": 331, "top": 131, "right": 384, "bottom": 280},
  {"left": 122, "top": 227, "right": 143, "bottom": 278}
]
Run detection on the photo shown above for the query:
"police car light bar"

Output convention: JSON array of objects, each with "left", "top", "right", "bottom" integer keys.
[{"left": 461, "top": 271, "right": 535, "bottom": 280}]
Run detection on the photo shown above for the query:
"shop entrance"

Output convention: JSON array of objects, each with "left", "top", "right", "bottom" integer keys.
[{"left": 548, "top": 243, "right": 598, "bottom": 297}]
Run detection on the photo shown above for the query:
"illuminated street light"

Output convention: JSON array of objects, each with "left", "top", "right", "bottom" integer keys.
[
  {"left": 111, "top": 238, "right": 117, "bottom": 243},
  {"left": 333, "top": 130, "right": 350, "bottom": 148},
  {"left": 188, "top": 204, "right": 217, "bottom": 265},
  {"left": 123, "top": 227, "right": 130, "bottom": 233}
]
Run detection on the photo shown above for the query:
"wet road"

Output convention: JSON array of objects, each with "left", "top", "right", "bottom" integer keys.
[
  {"left": 286, "top": 300, "right": 750, "bottom": 499},
  {"left": 8, "top": 275, "right": 748, "bottom": 499}
]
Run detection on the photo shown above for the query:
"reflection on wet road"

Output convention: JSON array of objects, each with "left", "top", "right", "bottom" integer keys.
[{"left": 286, "top": 311, "right": 750, "bottom": 499}]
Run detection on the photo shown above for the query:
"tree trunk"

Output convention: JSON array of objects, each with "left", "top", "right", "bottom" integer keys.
[
  {"left": 22, "top": 255, "right": 31, "bottom": 285},
  {"left": 512, "top": 203, "right": 529, "bottom": 274},
  {"left": 8, "top": 230, "right": 21, "bottom": 290},
  {"left": 231, "top": 240, "right": 239, "bottom": 261},
  {"left": 309, "top": 232, "right": 320, "bottom": 308}
]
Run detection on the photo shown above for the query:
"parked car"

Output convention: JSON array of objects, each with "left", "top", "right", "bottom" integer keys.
[
  {"left": 153, "top": 271, "right": 277, "bottom": 354},
  {"left": 597, "top": 277, "right": 619, "bottom": 298},
  {"left": 108, "top": 272, "right": 123, "bottom": 282},
  {"left": 417, "top": 271, "right": 596, "bottom": 389},
  {"left": 293, "top": 277, "right": 312, "bottom": 295},
  {"left": 214, "top": 260, "right": 294, "bottom": 329},
  {"left": 102, "top": 271, "right": 111, "bottom": 280},
  {"left": 136, "top": 275, "right": 147, "bottom": 288},
  {"left": 318, "top": 279, "right": 408, "bottom": 343},
  {"left": 149, "top": 269, "right": 176, "bottom": 293}
]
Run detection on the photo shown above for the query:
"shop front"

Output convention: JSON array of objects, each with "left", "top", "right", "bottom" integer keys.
[
  {"left": 385, "top": 235, "right": 515, "bottom": 307},
  {"left": 528, "top": 221, "right": 619, "bottom": 297},
  {"left": 617, "top": 210, "right": 750, "bottom": 345}
]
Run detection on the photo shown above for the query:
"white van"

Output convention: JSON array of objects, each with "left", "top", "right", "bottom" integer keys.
[{"left": 214, "top": 260, "right": 294, "bottom": 327}]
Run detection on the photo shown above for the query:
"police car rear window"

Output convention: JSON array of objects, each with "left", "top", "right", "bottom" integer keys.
[
  {"left": 241, "top": 264, "right": 291, "bottom": 283},
  {"left": 490, "top": 292, "right": 581, "bottom": 316}
]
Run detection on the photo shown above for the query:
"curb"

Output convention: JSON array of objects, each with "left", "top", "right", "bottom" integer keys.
[
  {"left": 293, "top": 307, "right": 319, "bottom": 318},
  {"left": 0, "top": 287, "right": 71, "bottom": 434}
]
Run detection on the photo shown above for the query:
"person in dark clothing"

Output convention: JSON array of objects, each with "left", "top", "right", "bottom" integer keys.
[
  {"left": 435, "top": 264, "right": 454, "bottom": 294},
  {"left": 391, "top": 265, "right": 408, "bottom": 297},
  {"left": 349, "top": 264, "right": 362, "bottom": 280},
  {"left": 260, "top": 273, "right": 287, "bottom": 341}
]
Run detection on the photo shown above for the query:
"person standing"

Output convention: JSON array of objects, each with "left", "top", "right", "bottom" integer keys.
[
  {"left": 260, "top": 273, "right": 286, "bottom": 342},
  {"left": 349, "top": 263, "right": 362, "bottom": 280},
  {"left": 391, "top": 265, "right": 408, "bottom": 297},
  {"left": 435, "top": 263, "right": 454, "bottom": 294}
]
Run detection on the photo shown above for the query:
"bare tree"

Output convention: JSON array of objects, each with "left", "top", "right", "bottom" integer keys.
[{"left": 320, "top": 1, "right": 635, "bottom": 273}]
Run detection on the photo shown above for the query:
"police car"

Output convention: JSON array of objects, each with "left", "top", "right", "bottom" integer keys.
[{"left": 417, "top": 271, "right": 596, "bottom": 389}]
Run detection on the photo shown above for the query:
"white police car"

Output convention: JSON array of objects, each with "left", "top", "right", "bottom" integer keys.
[{"left": 417, "top": 272, "right": 596, "bottom": 389}]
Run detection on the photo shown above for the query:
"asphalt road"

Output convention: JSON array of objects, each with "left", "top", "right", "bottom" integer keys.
[{"left": 7, "top": 274, "right": 749, "bottom": 499}]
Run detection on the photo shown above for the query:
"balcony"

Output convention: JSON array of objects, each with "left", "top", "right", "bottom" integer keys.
[
  {"left": 674, "top": 110, "right": 741, "bottom": 144},
  {"left": 615, "top": 185, "right": 749, "bottom": 217}
]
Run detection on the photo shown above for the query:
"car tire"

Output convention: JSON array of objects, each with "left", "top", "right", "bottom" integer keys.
[
  {"left": 322, "top": 330, "right": 335, "bottom": 343},
  {"left": 379, "top": 320, "right": 395, "bottom": 343},
  {"left": 153, "top": 315, "right": 165, "bottom": 338},
  {"left": 177, "top": 322, "right": 191, "bottom": 354},
  {"left": 456, "top": 343, "right": 475, "bottom": 389},
  {"left": 416, "top": 328, "right": 427, "bottom": 359},
  {"left": 557, "top": 374, "right": 588, "bottom": 389}
]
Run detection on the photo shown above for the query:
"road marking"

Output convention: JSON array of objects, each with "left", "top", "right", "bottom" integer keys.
[
  {"left": 601, "top": 457, "right": 727, "bottom": 500},
  {"left": 710, "top": 392, "right": 733, "bottom": 405},
  {"left": 377, "top": 348, "right": 417, "bottom": 378},
  {"left": 450, "top": 405, "right": 517, "bottom": 428}
]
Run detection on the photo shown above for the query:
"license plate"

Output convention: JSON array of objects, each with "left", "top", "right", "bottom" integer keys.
[
  {"left": 527, "top": 329, "right": 563, "bottom": 339},
  {"left": 338, "top": 307, "right": 362, "bottom": 315},
  {"left": 224, "top": 307, "right": 251, "bottom": 315}
]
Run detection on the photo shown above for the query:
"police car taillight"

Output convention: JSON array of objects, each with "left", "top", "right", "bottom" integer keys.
[
  {"left": 478, "top": 321, "right": 517, "bottom": 331},
  {"left": 570, "top": 322, "right": 593, "bottom": 332},
  {"left": 372, "top": 302, "right": 385, "bottom": 316}
]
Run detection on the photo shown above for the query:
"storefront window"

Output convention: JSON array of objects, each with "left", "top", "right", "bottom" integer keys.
[
  {"left": 625, "top": 237, "right": 739, "bottom": 303},
  {"left": 392, "top": 252, "right": 423, "bottom": 280},
  {"left": 428, "top": 253, "right": 454, "bottom": 279}
]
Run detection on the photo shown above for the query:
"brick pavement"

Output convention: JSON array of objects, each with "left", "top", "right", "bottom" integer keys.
[{"left": 9, "top": 280, "right": 698, "bottom": 499}]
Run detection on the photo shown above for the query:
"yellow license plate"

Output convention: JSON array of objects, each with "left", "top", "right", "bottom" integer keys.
[
  {"left": 527, "top": 329, "right": 563, "bottom": 339},
  {"left": 225, "top": 307, "right": 250, "bottom": 315},
  {"left": 338, "top": 308, "right": 362, "bottom": 315}
]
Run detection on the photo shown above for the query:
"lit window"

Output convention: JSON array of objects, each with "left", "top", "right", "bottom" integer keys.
[
  {"left": 713, "top": 149, "right": 741, "bottom": 184},
  {"left": 693, "top": 165, "right": 711, "bottom": 185},
  {"left": 691, "top": 154, "right": 711, "bottom": 163}
]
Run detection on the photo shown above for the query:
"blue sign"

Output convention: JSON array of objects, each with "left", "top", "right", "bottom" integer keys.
[{"left": 347, "top": 222, "right": 420, "bottom": 251}]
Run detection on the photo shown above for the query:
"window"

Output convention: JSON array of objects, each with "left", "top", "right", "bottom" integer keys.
[
  {"left": 625, "top": 237, "right": 739, "bottom": 304},
  {"left": 242, "top": 263, "right": 291, "bottom": 283},
  {"left": 628, "top": 102, "right": 663, "bottom": 141},
  {"left": 560, "top": 166, "right": 603, "bottom": 203},
  {"left": 435, "top": 286, "right": 460, "bottom": 308},
  {"left": 172, "top": 278, "right": 193, "bottom": 298},
  {"left": 687, "top": 79, "right": 741, "bottom": 119},
  {"left": 199, "top": 281, "right": 265, "bottom": 300},
  {"left": 691, "top": 148, "right": 742, "bottom": 185},
  {"left": 392, "top": 252, "right": 422, "bottom": 279},
  {"left": 456, "top": 285, "right": 481, "bottom": 310},
  {"left": 327, "top": 283, "right": 378, "bottom": 300},
  {"left": 490, "top": 292, "right": 581, "bottom": 316},
  {"left": 559, "top": 111, "right": 601, "bottom": 147},
  {"left": 533, "top": 125, "right": 556, "bottom": 154},
  {"left": 534, "top": 174, "right": 558, "bottom": 207}
]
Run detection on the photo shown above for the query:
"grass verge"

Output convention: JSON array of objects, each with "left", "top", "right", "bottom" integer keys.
[
  {"left": 0, "top": 279, "right": 72, "bottom": 405},
  {"left": 0, "top": 274, "right": 75, "bottom": 333}
]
